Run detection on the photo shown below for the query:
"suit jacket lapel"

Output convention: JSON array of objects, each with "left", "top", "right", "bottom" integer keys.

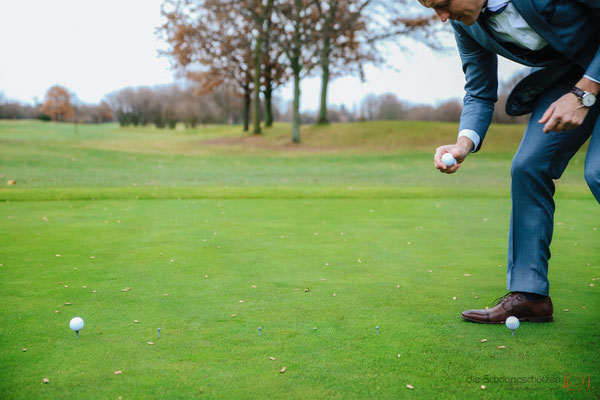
[
  {"left": 510, "top": 0, "right": 575, "bottom": 60},
  {"left": 469, "top": 22, "right": 524, "bottom": 61}
]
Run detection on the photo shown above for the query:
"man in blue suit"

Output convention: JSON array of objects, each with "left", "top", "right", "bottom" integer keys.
[{"left": 418, "top": 0, "right": 600, "bottom": 323}]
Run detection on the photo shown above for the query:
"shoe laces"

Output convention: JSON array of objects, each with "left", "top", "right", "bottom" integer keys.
[{"left": 491, "top": 291, "right": 523, "bottom": 306}]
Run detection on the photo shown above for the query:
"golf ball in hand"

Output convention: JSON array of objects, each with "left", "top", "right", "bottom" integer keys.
[
  {"left": 69, "top": 317, "right": 84, "bottom": 331},
  {"left": 441, "top": 153, "right": 456, "bottom": 167},
  {"left": 505, "top": 316, "right": 520, "bottom": 330}
]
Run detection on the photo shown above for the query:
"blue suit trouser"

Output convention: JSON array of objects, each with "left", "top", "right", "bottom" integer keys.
[{"left": 507, "top": 85, "right": 600, "bottom": 296}]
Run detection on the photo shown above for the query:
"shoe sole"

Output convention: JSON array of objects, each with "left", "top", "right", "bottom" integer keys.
[{"left": 461, "top": 315, "right": 554, "bottom": 324}]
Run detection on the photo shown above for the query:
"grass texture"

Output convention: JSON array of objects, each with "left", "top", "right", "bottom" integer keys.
[{"left": 0, "top": 120, "right": 598, "bottom": 399}]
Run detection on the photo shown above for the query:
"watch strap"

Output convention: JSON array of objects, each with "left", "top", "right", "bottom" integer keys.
[{"left": 569, "top": 87, "right": 585, "bottom": 99}]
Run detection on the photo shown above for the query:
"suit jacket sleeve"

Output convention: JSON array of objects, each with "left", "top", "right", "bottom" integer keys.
[
  {"left": 577, "top": 0, "right": 600, "bottom": 82},
  {"left": 452, "top": 21, "right": 498, "bottom": 152}
]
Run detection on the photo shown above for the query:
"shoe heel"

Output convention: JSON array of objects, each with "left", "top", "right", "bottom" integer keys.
[{"left": 525, "top": 316, "right": 553, "bottom": 323}]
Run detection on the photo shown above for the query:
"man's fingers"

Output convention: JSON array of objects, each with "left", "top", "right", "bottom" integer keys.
[
  {"left": 538, "top": 104, "right": 554, "bottom": 124},
  {"left": 434, "top": 148, "right": 447, "bottom": 170},
  {"left": 543, "top": 115, "right": 561, "bottom": 134},
  {"left": 439, "top": 163, "right": 460, "bottom": 174}
]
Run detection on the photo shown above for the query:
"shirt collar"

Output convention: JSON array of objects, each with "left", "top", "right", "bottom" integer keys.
[{"left": 486, "top": 0, "right": 509, "bottom": 12}]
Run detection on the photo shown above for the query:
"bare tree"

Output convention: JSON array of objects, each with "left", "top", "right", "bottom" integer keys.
[
  {"left": 313, "top": 0, "right": 444, "bottom": 124},
  {"left": 275, "top": 0, "right": 320, "bottom": 142}
]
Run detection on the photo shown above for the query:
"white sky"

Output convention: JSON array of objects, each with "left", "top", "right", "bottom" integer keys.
[{"left": 0, "top": 0, "right": 526, "bottom": 111}]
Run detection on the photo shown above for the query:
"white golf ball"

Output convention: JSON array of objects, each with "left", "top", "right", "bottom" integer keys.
[
  {"left": 441, "top": 153, "right": 456, "bottom": 167},
  {"left": 505, "top": 316, "right": 520, "bottom": 330},
  {"left": 69, "top": 317, "right": 84, "bottom": 331}
]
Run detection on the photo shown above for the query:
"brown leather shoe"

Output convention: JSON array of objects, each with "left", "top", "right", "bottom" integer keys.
[{"left": 461, "top": 292, "right": 553, "bottom": 324}]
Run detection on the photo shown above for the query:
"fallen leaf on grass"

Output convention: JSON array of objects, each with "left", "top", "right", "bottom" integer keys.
[
  {"left": 147, "top": 342, "right": 155, "bottom": 345},
  {"left": 134, "top": 320, "right": 139, "bottom": 324},
  {"left": 452, "top": 297, "right": 457, "bottom": 300},
  {"left": 54, "top": 310, "right": 60, "bottom": 314},
  {"left": 64, "top": 302, "right": 71, "bottom": 306},
  {"left": 43, "top": 378, "right": 49, "bottom": 383},
  {"left": 239, "top": 300, "right": 245, "bottom": 303},
  {"left": 7, "top": 180, "right": 16, "bottom": 185},
  {"left": 114, "top": 370, "right": 122, "bottom": 375},
  {"left": 22, "top": 348, "right": 27, "bottom": 352},
  {"left": 279, "top": 367, "right": 286, "bottom": 373},
  {"left": 564, "top": 309, "right": 569, "bottom": 312},
  {"left": 357, "top": 258, "right": 362, "bottom": 263},
  {"left": 397, "top": 354, "right": 401, "bottom": 358},
  {"left": 163, "top": 293, "right": 169, "bottom": 297},
  {"left": 56, "top": 254, "right": 62, "bottom": 257},
  {"left": 269, "top": 357, "right": 276, "bottom": 361},
  {"left": 294, "top": 288, "right": 299, "bottom": 291},
  {"left": 481, "top": 339, "right": 487, "bottom": 343},
  {"left": 304, "top": 288, "right": 310, "bottom": 292},
  {"left": 464, "top": 274, "right": 471, "bottom": 277},
  {"left": 333, "top": 293, "right": 337, "bottom": 297},
  {"left": 406, "top": 384, "right": 414, "bottom": 390},
  {"left": 251, "top": 285, "right": 257, "bottom": 288},
  {"left": 230, "top": 314, "right": 237, "bottom": 318},
  {"left": 497, "top": 346, "right": 506, "bottom": 349},
  {"left": 481, "top": 385, "right": 486, "bottom": 390}
]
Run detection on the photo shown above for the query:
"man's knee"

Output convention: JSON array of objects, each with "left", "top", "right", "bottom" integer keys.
[
  {"left": 585, "top": 163, "right": 600, "bottom": 195},
  {"left": 511, "top": 151, "right": 544, "bottom": 183}
]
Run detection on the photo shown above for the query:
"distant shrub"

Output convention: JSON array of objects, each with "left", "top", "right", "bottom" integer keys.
[{"left": 38, "top": 114, "right": 51, "bottom": 121}]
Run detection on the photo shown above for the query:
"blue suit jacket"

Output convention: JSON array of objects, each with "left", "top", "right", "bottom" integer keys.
[{"left": 451, "top": 0, "right": 600, "bottom": 151}]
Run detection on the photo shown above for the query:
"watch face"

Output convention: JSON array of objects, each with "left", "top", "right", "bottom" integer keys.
[{"left": 582, "top": 93, "right": 596, "bottom": 107}]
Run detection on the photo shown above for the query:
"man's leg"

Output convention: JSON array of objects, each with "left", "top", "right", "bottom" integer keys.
[
  {"left": 584, "top": 116, "right": 600, "bottom": 203},
  {"left": 507, "top": 86, "right": 600, "bottom": 296}
]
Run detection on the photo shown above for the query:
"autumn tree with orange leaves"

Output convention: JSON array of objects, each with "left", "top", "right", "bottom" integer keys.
[
  {"left": 41, "top": 85, "right": 75, "bottom": 122},
  {"left": 159, "top": 0, "right": 287, "bottom": 133}
]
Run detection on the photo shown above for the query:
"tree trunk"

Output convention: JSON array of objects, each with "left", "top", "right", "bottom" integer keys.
[
  {"left": 318, "top": 41, "right": 331, "bottom": 125},
  {"left": 243, "top": 89, "right": 251, "bottom": 132},
  {"left": 252, "top": 36, "right": 262, "bottom": 134},
  {"left": 292, "top": 54, "right": 301, "bottom": 143},
  {"left": 292, "top": 68, "right": 300, "bottom": 143},
  {"left": 264, "top": 79, "right": 273, "bottom": 127},
  {"left": 291, "top": 0, "right": 303, "bottom": 143}
]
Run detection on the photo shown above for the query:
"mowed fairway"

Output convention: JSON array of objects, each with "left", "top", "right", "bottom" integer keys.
[{"left": 0, "top": 121, "right": 599, "bottom": 399}]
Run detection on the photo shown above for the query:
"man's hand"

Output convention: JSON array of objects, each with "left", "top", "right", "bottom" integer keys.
[
  {"left": 539, "top": 77, "right": 599, "bottom": 134},
  {"left": 434, "top": 136, "right": 474, "bottom": 174},
  {"left": 538, "top": 93, "right": 588, "bottom": 133}
]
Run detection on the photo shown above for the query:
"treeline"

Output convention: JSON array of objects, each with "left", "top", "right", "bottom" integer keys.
[
  {"left": 105, "top": 83, "right": 279, "bottom": 128},
  {"left": 0, "top": 88, "right": 112, "bottom": 123}
]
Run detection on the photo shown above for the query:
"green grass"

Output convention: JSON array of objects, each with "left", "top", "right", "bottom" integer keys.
[{"left": 0, "top": 120, "right": 598, "bottom": 399}]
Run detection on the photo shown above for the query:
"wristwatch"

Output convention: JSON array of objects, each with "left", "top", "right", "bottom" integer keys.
[{"left": 570, "top": 87, "right": 597, "bottom": 107}]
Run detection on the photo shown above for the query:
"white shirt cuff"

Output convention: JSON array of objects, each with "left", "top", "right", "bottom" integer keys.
[
  {"left": 583, "top": 74, "right": 600, "bottom": 84},
  {"left": 458, "top": 129, "right": 480, "bottom": 152}
]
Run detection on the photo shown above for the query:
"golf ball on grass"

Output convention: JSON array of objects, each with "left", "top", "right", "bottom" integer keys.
[
  {"left": 505, "top": 316, "right": 519, "bottom": 336},
  {"left": 69, "top": 317, "right": 84, "bottom": 338},
  {"left": 441, "top": 153, "right": 456, "bottom": 167}
]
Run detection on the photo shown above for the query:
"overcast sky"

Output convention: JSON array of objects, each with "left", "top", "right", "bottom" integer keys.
[{"left": 0, "top": 0, "right": 525, "bottom": 111}]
